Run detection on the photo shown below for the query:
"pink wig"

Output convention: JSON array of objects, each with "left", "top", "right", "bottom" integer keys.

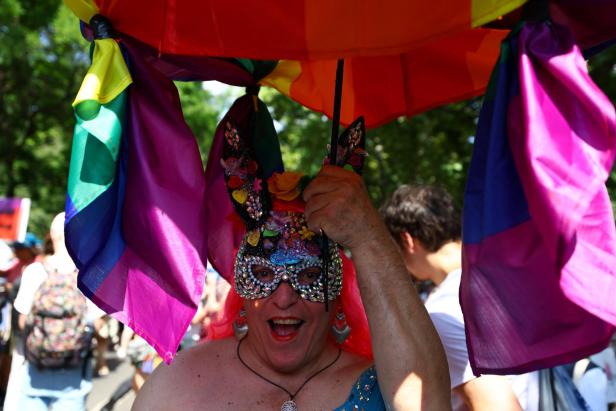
[{"left": 207, "top": 252, "right": 373, "bottom": 360}]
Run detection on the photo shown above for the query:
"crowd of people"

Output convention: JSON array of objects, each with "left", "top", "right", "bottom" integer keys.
[
  {"left": 0, "top": 178, "right": 615, "bottom": 410},
  {"left": 0, "top": 214, "right": 231, "bottom": 410}
]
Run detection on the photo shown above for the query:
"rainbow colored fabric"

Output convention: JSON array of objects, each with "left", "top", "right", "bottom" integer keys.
[
  {"left": 66, "top": 37, "right": 209, "bottom": 362},
  {"left": 462, "top": 21, "right": 616, "bottom": 374},
  {"left": 67, "top": 0, "right": 525, "bottom": 58},
  {"left": 64, "top": 0, "right": 527, "bottom": 127},
  {"left": 66, "top": 30, "right": 289, "bottom": 360},
  {"left": 63, "top": 0, "right": 616, "bottom": 369}
]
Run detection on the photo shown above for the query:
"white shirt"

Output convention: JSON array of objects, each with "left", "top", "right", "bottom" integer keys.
[
  {"left": 590, "top": 347, "right": 616, "bottom": 403},
  {"left": 576, "top": 367, "right": 608, "bottom": 411},
  {"left": 14, "top": 262, "right": 48, "bottom": 316},
  {"left": 425, "top": 269, "right": 539, "bottom": 411}
]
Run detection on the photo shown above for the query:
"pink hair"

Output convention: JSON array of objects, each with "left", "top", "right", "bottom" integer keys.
[{"left": 207, "top": 252, "right": 373, "bottom": 359}]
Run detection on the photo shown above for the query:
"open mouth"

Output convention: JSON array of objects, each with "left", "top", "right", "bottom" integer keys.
[{"left": 268, "top": 318, "right": 304, "bottom": 340}]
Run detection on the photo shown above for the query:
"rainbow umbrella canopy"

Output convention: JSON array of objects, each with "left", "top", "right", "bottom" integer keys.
[{"left": 63, "top": 0, "right": 616, "bottom": 373}]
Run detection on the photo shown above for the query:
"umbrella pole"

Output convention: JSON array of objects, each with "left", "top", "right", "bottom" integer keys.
[
  {"left": 322, "top": 59, "right": 345, "bottom": 312},
  {"left": 329, "top": 59, "right": 345, "bottom": 164}
]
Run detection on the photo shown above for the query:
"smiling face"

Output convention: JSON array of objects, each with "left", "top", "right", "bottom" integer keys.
[
  {"left": 234, "top": 210, "right": 343, "bottom": 372},
  {"left": 243, "top": 284, "right": 337, "bottom": 373}
]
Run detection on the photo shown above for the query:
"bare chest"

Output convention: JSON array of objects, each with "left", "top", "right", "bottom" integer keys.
[{"left": 173, "top": 371, "right": 358, "bottom": 411}]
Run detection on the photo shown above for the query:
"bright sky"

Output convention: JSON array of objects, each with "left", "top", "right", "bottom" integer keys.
[
  {"left": 202, "top": 81, "right": 283, "bottom": 131},
  {"left": 201, "top": 80, "right": 236, "bottom": 96}
]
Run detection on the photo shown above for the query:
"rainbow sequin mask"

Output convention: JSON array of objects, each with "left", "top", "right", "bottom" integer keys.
[
  {"left": 234, "top": 211, "right": 343, "bottom": 302},
  {"left": 222, "top": 116, "right": 366, "bottom": 302}
]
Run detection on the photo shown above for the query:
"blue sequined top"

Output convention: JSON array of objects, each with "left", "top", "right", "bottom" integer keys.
[{"left": 333, "top": 366, "right": 385, "bottom": 410}]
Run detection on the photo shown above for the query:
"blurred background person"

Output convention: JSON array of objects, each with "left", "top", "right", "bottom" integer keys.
[
  {"left": 0, "top": 275, "right": 10, "bottom": 402},
  {"left": 565, "top": 345, "right": 616, "bottom": 411},
  {"left": 1, "top": 233, "right": 41, "bottom": 288},
  {"left": 126, "top": 335, "right": 162, "bottom": 394},
  {"left": 116, "top": 324, "right": 134, "bottom": 360},
  {"left": 1, "top": 233, "right": 42, "bottom": 411},
  {"left": 12, "top": 213, "right": 93, "bottom": 411},
  {"left": 193, "top": 263, "right": 230, "bottom": 342},
  {"left": 92, "top": 315, "right": 119, "bottom": 377},
  {"left": 381, "top": 184, "right": 538, "bottom": 411},
  {"left": 0, "top": 241, "right": 13, "bottom": 400}
]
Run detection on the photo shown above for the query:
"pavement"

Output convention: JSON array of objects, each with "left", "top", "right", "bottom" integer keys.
[{"left": 87, "top": 353, "right": 135, "bottom": 411}]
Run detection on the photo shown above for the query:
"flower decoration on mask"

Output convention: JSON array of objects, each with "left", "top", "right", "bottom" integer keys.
[
  {"left": 268, "top": 171, "right": 305, "bottom": 201},
  {"left": 222, "top": 116, "right": 366, "bottom": 303},
  {"left": 299, "top": 226, "right": 315, "bottom": 241}
]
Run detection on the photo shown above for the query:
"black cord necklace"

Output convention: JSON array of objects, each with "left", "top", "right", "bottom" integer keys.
[{"left": 236, "top": 337, "right": 342, "bottom": 411}]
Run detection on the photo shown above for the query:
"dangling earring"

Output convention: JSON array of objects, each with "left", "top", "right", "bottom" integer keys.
[
  {"left": 331, "top": 307, "right": 351, "bottom": 344},
  {"left": 233, "top": 309, "right": 248, "bottom": 340}
]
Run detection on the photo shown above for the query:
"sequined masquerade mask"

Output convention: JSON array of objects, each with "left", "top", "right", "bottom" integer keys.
[
  {"left": 234, "top": 211, "right": 343, "bottom": 302},
  {"left": 222, "top": 116, "right": 366, "bottom": 302}
]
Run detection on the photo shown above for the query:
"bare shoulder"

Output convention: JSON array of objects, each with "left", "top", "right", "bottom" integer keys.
[{"left": 133, "top": 338, "right": 238, "bottom": 411}]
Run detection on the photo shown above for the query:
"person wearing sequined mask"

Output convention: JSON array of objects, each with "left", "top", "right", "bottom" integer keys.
[{"left": 134, "top": 118, "right": 450, "bottom": 411}]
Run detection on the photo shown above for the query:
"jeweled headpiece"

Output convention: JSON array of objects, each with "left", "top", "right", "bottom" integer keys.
[{"left": 222, "top": 116, "right": 366, "bottom": 302}]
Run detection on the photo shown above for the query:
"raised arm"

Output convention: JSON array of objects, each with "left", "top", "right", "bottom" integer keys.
[{"left": 303, "top": 166, "right": 451, "bottom": 411}]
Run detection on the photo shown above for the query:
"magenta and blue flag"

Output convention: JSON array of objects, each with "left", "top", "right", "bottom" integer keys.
[{"left": 462, "top": 21, "right": 616, "bottom": 375}]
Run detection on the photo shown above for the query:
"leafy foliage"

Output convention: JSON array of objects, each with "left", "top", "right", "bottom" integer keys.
[
  {"left": 263, "top": 90, "right": 479, "bottom": 208},
  {"left": 0, "top": 1, "right": 89, "bottom": 235},
  {"left": 175, "top": 82, "right": 220, "bottom": 163}
]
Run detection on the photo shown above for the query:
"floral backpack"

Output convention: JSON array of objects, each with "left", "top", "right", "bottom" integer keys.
[{"left": 25, "top": 263, "right": 91, "bottom": 369}]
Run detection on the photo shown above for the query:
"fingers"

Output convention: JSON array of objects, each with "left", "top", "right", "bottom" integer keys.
[
  {"left": 303, "top": 192, "right": 328, "bottom": 225},
  {"left": 303, "top": 165, "right": 363, "bottom": 203},
  {"left": 303, "top": 192, "right": 340, "bottom": 233},
  {"left": 302, "top": 166, "right": 372, "bottom": 248}
]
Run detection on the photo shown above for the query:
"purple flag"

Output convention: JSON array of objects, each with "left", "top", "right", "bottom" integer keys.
[{"left": 462, "top": 21, "right": 616, "bottom": 374}]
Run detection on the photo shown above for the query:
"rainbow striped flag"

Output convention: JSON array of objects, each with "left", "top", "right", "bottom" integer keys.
[{"left": 66, "top": 38, "right": 208, "bottom": 362}]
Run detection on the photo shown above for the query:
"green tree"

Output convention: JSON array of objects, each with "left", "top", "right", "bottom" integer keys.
[
  {"left": 0, "top": 0, "right": 88, "bottom": 235},
  {"left": 263, "top": 91, "right": 478, "bottom": 209},
  {"left": 588, "top": 44, "right": 616, "bottom": 212},
  {"left": 176, "top": 81, "right": 240, "bottom": 163}
]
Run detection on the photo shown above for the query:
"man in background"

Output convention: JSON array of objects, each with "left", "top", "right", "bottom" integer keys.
[{"left": 381, "top": 184, "right": 538, "bottom": 411}]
